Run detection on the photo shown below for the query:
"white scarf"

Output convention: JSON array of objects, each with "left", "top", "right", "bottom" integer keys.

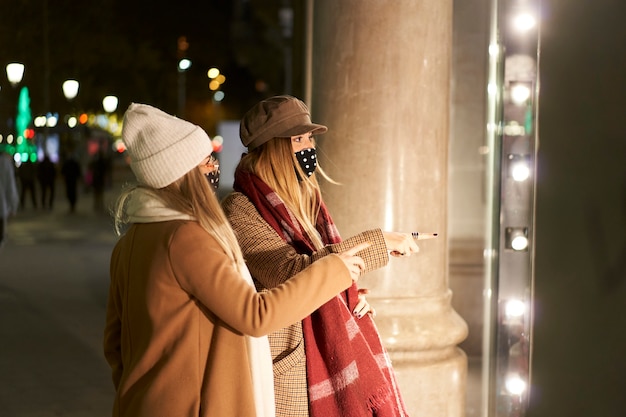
[{"left": 127, "top": 188, "right": 276, "bottom": 417}]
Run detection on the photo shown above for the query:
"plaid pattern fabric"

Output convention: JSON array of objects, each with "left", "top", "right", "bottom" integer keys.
[
  {"left": 223, "top": 193, "right": 388, "bottom": 417},
  {"left": 233, "top": 169, "right": 408, "bottom": 417}
]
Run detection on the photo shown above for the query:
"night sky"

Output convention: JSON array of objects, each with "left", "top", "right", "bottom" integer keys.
[{"left": 0, "top": 0, "right": 286, "bottom": 131}]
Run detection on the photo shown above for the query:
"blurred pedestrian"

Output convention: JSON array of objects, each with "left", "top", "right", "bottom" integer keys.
[
  {"left": 0, "top": 149, "right": 19, "bottom": 248},
  {"left": 61, "top": 154, "right": 82, "bottom": 213},
  {"left": 37, "top": 154, "right": 56, "bottom": 211},
  {"left": 89, "top": 149, "right": 108, "bottom": 212},
  {"left": 104, "top": 103, "right": 369, "bottom": 417},
  {"left": 17, "top": 159, "right": 38, "bottom": 210}
]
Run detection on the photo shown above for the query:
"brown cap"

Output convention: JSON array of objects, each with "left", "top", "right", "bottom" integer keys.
[{"left": 240, "top": 95, "right": 328, "bottom": 150}]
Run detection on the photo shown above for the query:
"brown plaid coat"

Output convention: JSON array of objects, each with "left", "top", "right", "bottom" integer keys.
[{"left": 222, "top": 192, "right": 389, "bottom": 416}]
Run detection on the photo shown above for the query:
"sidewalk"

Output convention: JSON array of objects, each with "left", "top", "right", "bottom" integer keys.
[{"left": 0, "top": 166, "right": 132, "bottom": 417}]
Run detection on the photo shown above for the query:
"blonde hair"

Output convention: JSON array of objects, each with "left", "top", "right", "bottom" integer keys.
[
  {"left": 113, "top": 168, "right": 244, "bottom": 264},
  {"left": 237, "top": 137, "right": 337, "bottom": 249}
]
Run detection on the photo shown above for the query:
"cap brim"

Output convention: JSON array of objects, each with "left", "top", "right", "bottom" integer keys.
[{"left": 275, "top": 123, "right": 328, "bottom": 138}]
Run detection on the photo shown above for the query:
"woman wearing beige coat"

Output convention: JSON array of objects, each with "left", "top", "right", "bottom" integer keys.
[
  {"left": 223, "top": 96, "right": 422, "bottom": 417},
  {"left": 103, "top": 103, "right": 368, "bottom": 417}
]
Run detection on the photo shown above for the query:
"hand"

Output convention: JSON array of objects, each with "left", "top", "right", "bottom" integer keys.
[
  {"left": 353, "top": 288, "right": 376, "bottom": 319},
  {"left": 337, "top": 242, "right": 369, "bottom": 282},
  {"left": 383, "top": 231, "right": 420, "bottom": 257}
]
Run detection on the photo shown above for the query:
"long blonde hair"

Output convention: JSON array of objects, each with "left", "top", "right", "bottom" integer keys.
[
  {"left": 113, "top": 168, "right": 244, "bottom": 264},
  {"left": 237, "top": 137, "right": 337, "bottom": 249}
]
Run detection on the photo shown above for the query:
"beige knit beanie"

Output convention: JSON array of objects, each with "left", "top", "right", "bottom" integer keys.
[{"left": 121, "top": 103, "right": 213, "bottom": 188}]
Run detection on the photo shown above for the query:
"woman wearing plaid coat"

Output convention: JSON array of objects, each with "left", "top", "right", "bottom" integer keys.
[{"left": 222, "top": 96, "right": 418, "bottom": 417}]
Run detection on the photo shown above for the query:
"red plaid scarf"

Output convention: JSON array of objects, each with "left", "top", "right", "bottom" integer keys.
[{"left": 234, "top": 168, "right": 408, "bottom": 417}]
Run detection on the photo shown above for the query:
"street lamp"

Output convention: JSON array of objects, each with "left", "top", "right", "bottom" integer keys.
[
  {"left": 3, "top": 63, "right": 26, "bottom": 157},
  {"left": 63, "top": 80, "right": 80, "bottom": 130},
  {"left": 62, "top": 79, "right": 79, "bottom": 101},
  {"left": 102, "top": 95, "right": 118, "bottom": 113},
  {"left": 6, "top": 63, "right": 25, "bottom": 86},
  {"left": 178, "top": 58, "right": 191, "bottom": 118}
]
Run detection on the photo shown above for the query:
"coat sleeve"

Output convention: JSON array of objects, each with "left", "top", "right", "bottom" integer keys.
[
  {"left": 222, "top": 192, "right": 389, "bottom": 289},
  {"left": 169, "top": 222, "right": 353, "bottom": 337}
]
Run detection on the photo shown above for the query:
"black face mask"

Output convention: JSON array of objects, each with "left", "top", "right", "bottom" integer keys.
[
  {"left": 294, "top": 148, "right": 317, "bottom": 178},
  {"left": 205, "top": 169, "right": 220, "bottom": 191}
]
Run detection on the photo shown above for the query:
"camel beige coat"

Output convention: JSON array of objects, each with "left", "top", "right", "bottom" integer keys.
[{"left": 104, "top": 220, "right": 353, "bottom": 417}]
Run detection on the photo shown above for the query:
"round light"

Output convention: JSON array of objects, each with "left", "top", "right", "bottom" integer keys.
[
  {"left": 510, "top": 84, "right": 531, "bottom": 105},
  {"left": 505, "top": 299, "right": 526, "bottom": 318},
  {"left": 102, "top": 96, "right": 118, "bottom": 113},
  {"left": 46, "top": 114, "right": 58, "bottom": 128},
  {"left": 62, "top": 79, "right": 80, "bottom": 100},
  {"left": 511, "top": 235, "right": 528, "bottom": 251},
  {"left": 34, "top": 116, "right": 47, "bottom": 127},
  {"left": 513, "top": 12, "right": 536, "bottom": 32},
  {"left": 207, "top": 67, "right": 220, "bottom": 79},
  {"left": 178, "top": 59, "right": 192, "bottom": 71},
  {"left": 209, "top": 80, "right": 220, "bottom": 91},
  {"left": 6, "top": 63, "right": 25, "bottom": 85},
  {"left": 511, "top": 162, "right": 530, "bottom": 181},
  {"left": 213, "top": 91, "right": 225, "bottom": 102},
  {"left": 505, "top": 374, "right": 527, "bottom": 396}
]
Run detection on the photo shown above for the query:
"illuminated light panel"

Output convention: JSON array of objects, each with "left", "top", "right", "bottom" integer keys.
[
  {"left": 511, "top": 235, "right": 528, "bottom": 251},
  {"left": 505, "top": 299, "right": 526, "bottom": 318},
  {"left": 512, "top": 12, "right": 536, "bottom": 32},
  {"left": 511, "top": 163, "right": 530, "bottom": 182},
  {"left": 505, "top": 374, "right": 527, "bottom": 396},
  {"left": 507, "top": 154, "right": 531, "bottom": 181},
  {"left": 508, "top": 153, "right": 531, "bottom": 181},
  {"left": 505, "top": 227, "right": 529, "bottom": 251},
  {"left": 510, "top": 83, "right": 531, "bottom": 105}
]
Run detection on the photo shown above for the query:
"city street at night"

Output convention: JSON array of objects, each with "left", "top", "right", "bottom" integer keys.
[{"left": 0, "top": 168, "right": 132, "bottom": 416}]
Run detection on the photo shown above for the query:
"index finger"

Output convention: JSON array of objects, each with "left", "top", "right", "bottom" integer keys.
[{"left": 343, "top": 242, "right": 371, "bottom": 256}]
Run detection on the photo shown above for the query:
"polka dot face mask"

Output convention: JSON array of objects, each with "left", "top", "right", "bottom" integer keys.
[
  {"left": 205, "top": 169, "right": 220, "bottom": 191},
  {"left": 294, "top": 148, "right": 317, "bottom": 178}
]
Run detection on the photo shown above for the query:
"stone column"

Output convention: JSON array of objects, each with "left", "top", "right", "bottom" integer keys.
[{"left": 310, "top": 1, "right": 468, "bottom": 415}]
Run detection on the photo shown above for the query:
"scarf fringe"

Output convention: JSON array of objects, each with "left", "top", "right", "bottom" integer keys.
[{"left": 366, "top": 386, "right": 393, "bottom": 412}]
